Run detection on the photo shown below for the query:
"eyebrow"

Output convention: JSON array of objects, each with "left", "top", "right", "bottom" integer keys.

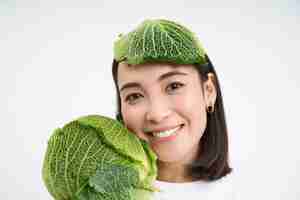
[{"left": 119, "top": 71, "right": 188, "bottom": 92}]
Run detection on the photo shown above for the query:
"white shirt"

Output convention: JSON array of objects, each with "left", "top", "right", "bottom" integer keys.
[{"left": 152, "top": 174, "right": 237, "bottom": 200}]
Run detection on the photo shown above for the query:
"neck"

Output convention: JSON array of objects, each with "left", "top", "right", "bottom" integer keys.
[{"left": 157, "top": 161, "right": 196, "bottom": 183}]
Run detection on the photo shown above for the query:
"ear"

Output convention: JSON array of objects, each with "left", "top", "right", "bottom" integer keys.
[{"left": 203, "top": 73, "right": 217, "bottom": 109}]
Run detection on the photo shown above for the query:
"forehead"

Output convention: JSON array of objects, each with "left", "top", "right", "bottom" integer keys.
[{"left": 117, "top": 62, "right": 199, "bottom": 85}]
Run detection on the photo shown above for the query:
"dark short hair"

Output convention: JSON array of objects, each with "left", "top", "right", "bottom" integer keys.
[{"left": 111, "top": 55, "right": 232, "bottom": 181}]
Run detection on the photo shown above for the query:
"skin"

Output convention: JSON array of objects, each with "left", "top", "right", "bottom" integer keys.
[{"left": 117, "top": 62, "right": 217, "bottom": 182}]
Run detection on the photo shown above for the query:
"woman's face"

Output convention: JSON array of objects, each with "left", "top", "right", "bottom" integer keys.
[{"left": 117, "top": 62, "right": 215, "bottom": 164}]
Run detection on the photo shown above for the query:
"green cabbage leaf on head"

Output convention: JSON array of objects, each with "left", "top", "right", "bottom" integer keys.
[
  {"left": 42, "top": 115, "right": 157, "bottom": 200},
  {"left": 114, "top": 19, "right": 208, "bottom": 65}
]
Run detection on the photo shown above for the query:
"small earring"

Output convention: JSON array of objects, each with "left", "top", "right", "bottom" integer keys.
[{"left": 207, "top": 103, "right": 214, "bottom": 113}]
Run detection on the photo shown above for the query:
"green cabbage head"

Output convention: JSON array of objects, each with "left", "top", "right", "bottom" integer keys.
[
  {"left": 114, "top": 19, "right": 208, "bottom": 65},
  {"left": 42, "top": 115, "right": 157, "bottom": 200}
]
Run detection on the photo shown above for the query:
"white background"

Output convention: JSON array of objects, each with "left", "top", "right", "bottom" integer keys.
[{"left": 1, "top": 0, "right": 299, "bottom": 199}]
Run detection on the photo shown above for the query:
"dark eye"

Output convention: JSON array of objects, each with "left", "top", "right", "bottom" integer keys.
[
  {"left": 166, "top": 82, "right": 185, "bottom": 94},
  {"left": 125, "top": 93, "right": 143, "bottom": 105}
]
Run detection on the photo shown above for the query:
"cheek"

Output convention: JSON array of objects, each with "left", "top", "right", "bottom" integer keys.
[
  {"left": 173, "top": 89, "right": 206, "bottom": 115},
  {"left": 173, "top": 91, "right": 207, "bottom": 133},
  {"left": 121, "top": 105, "right": 148, "bottom": 141},
  {"left": 121, "top": 106, "right": 137, "bottom": 131}
]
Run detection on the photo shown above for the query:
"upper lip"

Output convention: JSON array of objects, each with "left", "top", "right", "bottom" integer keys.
[{"left": 144, "top": 124, "right": 183, "bottom": 133}]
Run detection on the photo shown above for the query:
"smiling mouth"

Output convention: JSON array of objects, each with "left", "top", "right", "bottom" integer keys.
[{"left": 149, "top": 124, "right": 184, "bottom": 138}]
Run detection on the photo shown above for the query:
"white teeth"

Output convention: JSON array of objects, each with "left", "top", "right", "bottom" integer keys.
[{"left": 153, "top": 126, "right": 181, "bottom": 138}]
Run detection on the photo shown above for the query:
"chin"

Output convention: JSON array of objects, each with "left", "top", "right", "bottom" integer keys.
[
  {"left": 155, "top": 150, "right": 189, "bottom": 163},
  {"left": 153, "top": 143, "right": 200, "bottom": 164}
]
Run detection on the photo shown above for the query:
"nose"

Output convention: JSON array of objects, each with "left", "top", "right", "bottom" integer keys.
[{"left": 145, "top": 96, "right": 172, "bottom": 123}]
